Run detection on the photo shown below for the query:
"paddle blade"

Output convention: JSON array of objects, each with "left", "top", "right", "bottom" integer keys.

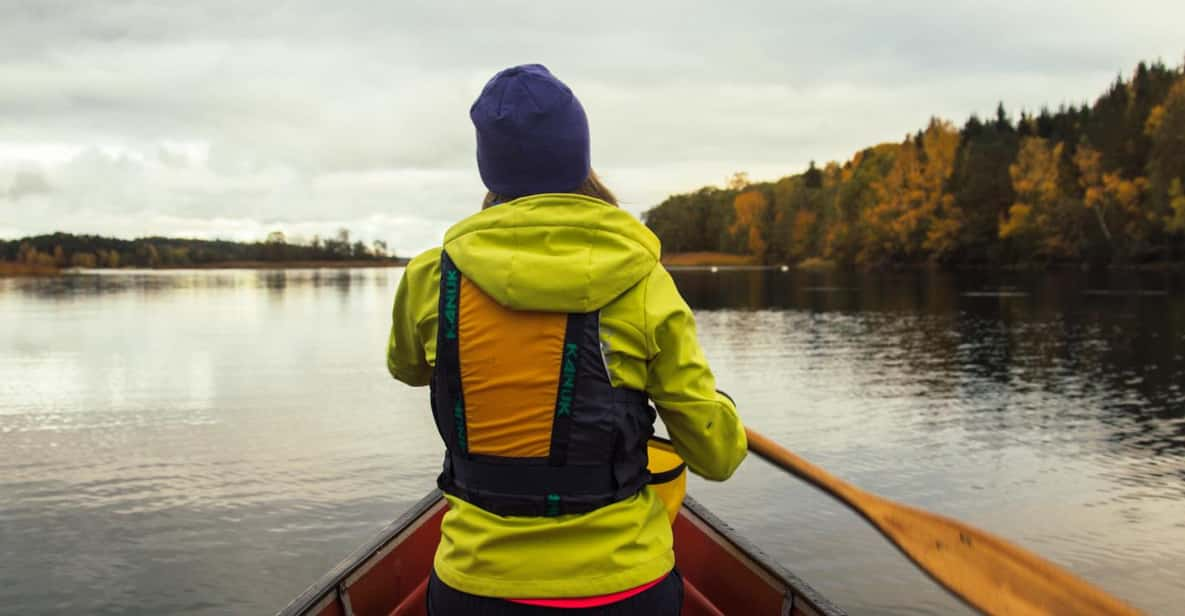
[
  {"left": 861, "top": 494, "right": 1142, "bottom": 616},
  {"left": 744, "top": 428, "right": 1142, "bottom": 615}
]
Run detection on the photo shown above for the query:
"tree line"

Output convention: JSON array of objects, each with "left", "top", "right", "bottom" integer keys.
[
  {"left": 644, "top": 59, "right": 1185, "bottom": 267},
  {"left": 0, "top": 229, "right": 397, "bottom": 269}
]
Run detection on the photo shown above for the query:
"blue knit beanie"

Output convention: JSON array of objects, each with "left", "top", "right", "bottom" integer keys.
[{"left": 470, "top": 64, "right": 591, "bottom": 198}]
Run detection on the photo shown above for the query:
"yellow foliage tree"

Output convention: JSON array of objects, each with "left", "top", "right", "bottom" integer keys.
[
  {"left": 790, "top": 210, "right": 817, "bottom": 260},
  {"left": 1075, "top": 145, "right": 1114, "bottom": 245},
  {"left": 95, "top": 249, "right": 121, "bottom": 268},
  {"left": 863, "top": 119, "right": 960, "bottom": 261},
  {"left": 1076, "top": 143, "right": 1152, "bottom": 256},
  {"left": 1165, "top": 178, "right": 1185, "bottom": 232},
  {"left": 1001, "top": 137, "right": 1084, "bottom": 258},
  {"left": 1145, "top": 104, "right": 1166, "bottom": 136},
  {"left": 1104, "top": 173, "right": 1150, "bottom": 246},
  {"left": 71, "top": 252, "right": 98, "bottom": 268},
  {"left": 918, "top": 123, "right": 963, "bottom": 257},
  {"left": 730, "top": 190, "right": 768, "bottom": 259},
  {"left": 17, "top": 242, "right": 56, "bottom": 267},
  {"left": 1149, "top": 77, "right": 1185, "bottom": 238}
]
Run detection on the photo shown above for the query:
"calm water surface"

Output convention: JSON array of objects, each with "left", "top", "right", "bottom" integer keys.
[{"left": 2, "top": 267, "right": 1183, "bottom": 615}]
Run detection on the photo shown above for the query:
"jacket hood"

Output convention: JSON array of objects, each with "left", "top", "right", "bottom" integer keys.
[{"left": 443, "top": 193, "right": 660, "bottom": 312}]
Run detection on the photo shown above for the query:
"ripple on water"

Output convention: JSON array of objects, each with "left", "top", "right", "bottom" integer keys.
[{"left": 3, "top": 268, "right": 1185, "bottom": 615}]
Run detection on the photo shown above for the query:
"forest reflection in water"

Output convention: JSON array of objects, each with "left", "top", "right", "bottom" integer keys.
[
  {"left": 1, "top": 267, "right": 1183, "bottom": 615},
  {"left": 676, "top": 266, "right": 1185, "bottom": 456}
]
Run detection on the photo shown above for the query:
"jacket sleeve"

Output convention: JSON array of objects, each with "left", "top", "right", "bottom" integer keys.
[
  {"left": 387, "top": 250, "right": 441, "bottom": 387},
  {"left": 643, "top": 265, "right": 747, "bottom": 480}
]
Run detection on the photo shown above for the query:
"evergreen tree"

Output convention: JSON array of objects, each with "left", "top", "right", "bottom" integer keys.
[{"left": 803, "top": 160, "right": 823, "bottom": 188}]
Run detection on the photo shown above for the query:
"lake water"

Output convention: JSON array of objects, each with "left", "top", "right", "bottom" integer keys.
[{"left": 2, "top": 267, "right": 1183, "bottom": 615}]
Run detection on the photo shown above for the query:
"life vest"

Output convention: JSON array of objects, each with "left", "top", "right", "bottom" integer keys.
[{"left": 430, "top": 251, "right": 659, "bottom": 517}]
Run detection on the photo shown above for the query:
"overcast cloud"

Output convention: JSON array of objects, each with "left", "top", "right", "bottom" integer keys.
[{"left": 1, "top": 0, "right": 1182, "bottom": 256}]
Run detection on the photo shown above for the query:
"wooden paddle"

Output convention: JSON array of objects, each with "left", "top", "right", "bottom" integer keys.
[{"left": 744, "top": 427, "right": 1142, "bottom": 615}]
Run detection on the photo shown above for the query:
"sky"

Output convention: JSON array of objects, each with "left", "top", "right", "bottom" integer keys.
[{"left": 1, "top": 1, "right": 1183, "bottom": 257}]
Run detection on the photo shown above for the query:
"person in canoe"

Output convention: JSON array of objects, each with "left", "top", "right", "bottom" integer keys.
[{"left": 386, "top": 64, "right": 747, "bottom": 615}]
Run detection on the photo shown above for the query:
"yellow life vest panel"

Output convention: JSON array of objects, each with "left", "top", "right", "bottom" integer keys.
[{"left": 430, "top": 251, "right": 656, "bottom": 517}]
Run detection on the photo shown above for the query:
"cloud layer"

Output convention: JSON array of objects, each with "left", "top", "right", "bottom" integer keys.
[{"left": 2, "top": 1, "right": 1182, "bottom": 255}]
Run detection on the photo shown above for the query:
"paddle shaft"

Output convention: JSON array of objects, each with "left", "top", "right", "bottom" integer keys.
[{"left": 744, "top": 427, "right": 1142, "bottom": 616}]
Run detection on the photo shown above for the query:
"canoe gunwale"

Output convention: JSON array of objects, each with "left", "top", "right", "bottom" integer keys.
[
  {"left": 276, "top": 490, "right": 444, "bottom": 616},
  {"left": 681, "top": 496, "right": 846, "bottom": 616},
  {"left": 276, "top": 489, "right": 846, "bottom": 616}
]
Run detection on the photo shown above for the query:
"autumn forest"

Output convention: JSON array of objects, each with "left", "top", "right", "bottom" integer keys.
[{"left": 644, "top": 59, "right": 1185, "bottom": 267}]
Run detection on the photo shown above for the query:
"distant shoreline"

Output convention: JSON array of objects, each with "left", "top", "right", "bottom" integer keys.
[
  {"left": 0, "top": 262, "right": 62, "bottom": 277},
  {"left": 1, "top": 259, "right": 409, "bottom": 277},
  {"left": 661, "top": 252, "right": 760, "bottom": 267},
  {"left": 659, "top": 253, "right": 1185, "bottom": 272},
  {"left": 151, "top": 259, "right": 409, "bottom": 270}
]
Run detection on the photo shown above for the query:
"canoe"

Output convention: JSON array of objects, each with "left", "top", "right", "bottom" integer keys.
[{"left": 278, "top": 489, "right": 846, "bottom": 616}]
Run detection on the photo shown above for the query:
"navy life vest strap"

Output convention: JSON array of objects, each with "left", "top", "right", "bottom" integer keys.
[
  {"left": 450, "top": 455, "right": 616, "bottom": 496},
  {"left": 433, "top": 252, "right": 467, "bottom": 455},
  {"left": 547, "top": 312, "right": 586, "bottom": 466}
]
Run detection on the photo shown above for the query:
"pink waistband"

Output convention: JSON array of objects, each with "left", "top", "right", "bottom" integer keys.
[{"left": 507, "top": 572, "right": 669, "bottom": 608}]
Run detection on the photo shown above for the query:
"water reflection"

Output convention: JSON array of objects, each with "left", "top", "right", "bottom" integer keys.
[
  {"left": 2, "top": 267, "right": 1183, "bottom": 615},
  {"left": 261, "top": 270, "right": 288, "bottom": 292},
  {"left": 671, "top": 267, "right": 1185, "bottom": 614},
  {"left": 673, "top": 267, "right": 1185, "bottom": 471},
  {"left": 0, "top": 267, "right": 399, "bottom": 300}
]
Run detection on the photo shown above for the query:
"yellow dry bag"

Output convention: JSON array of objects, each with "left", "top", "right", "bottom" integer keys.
[{"left": 646, "top": 436, "right": 687, "bottom": 524}]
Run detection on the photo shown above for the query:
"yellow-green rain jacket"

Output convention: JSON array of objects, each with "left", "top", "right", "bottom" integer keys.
[{"left": 387, "top": 193, "right": 746, "bottom": 598}]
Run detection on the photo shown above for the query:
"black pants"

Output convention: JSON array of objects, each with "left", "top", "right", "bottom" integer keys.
[{"left": 427, "top": 568, "right": 684, "bottom": 615}]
